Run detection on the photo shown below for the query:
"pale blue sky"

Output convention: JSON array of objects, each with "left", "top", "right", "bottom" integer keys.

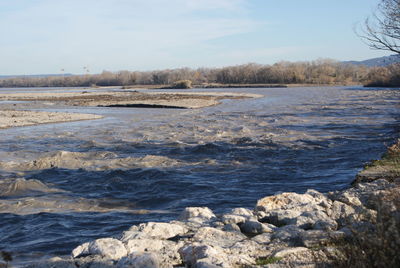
[{"left": 0, "top": 0, "right": 391, "bottom": 75}]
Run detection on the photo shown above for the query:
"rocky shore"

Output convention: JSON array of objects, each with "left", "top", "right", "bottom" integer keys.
[{"left": 19, "top": 140, "right": 400, "bottom": 268}]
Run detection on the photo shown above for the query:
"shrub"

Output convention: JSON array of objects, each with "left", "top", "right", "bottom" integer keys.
[
  {"left": 171, "top": 80, "right": 192, "bottom": 89},
  {"left": 331, "top": 187, "right": 400, "bottom": 267}
]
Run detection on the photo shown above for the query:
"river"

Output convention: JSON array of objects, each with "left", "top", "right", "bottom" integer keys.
[{"left": 0, "top": 86, "right": 399, "bottom": 264}]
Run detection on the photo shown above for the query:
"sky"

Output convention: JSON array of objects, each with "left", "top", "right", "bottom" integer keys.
[{"left": 0, "top": 0, "right": 393, "bottom": 75}]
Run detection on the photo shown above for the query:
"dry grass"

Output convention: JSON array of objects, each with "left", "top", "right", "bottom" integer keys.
[{"left": 331, "top": 187, "right": 400, "bottom": 267}]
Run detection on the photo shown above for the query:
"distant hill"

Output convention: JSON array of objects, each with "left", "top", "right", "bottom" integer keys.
[
  {"left": 0, "top": 74, "right": 73, "bottom": 79},
  {"left": 343, "top": 54, "right": 400, "bottom": 67}
]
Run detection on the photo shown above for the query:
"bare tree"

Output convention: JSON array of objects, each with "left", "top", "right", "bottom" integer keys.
[{"left": 358, "top": 0, "right": 400, "bottom": 54}]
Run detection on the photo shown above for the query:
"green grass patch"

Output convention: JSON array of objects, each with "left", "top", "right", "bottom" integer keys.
[
  {"left": 361, "top": 140, "right": 400, "bottom": 178},
  {"left": 255, "top": 256, "right": 283, "bottom": 265}
]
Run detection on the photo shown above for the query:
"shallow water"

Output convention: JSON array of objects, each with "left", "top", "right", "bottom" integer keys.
[{"left": 0, "top": 86, "right": 399, "bottom": 262}]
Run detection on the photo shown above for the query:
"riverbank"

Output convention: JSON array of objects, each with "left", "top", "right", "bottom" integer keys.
[
  {"left": 18, "top": 139, "right": 399, "bottom": 267},
  {"left": 120, "top": 83, "right": 357, "bottom": 90}
]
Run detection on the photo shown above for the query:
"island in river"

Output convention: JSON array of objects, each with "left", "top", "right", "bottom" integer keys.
[{"left": 0, "top": 89, "right": 262, "bottom": 129}]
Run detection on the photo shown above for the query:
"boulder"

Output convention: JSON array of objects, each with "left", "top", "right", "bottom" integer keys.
[
  {"left": 269, "top": 247, "right": 328, "bottom": 267},
  {"left": 258, "top": 209, "right": 302, "bottom": 226},
  {"left": 299, "top": 230, "right": 332, "bottom": 247},
  {"left": 72, "top": 255, "right": 115, "bottom": 268},
  {"left": 256, "top": 192, "right": 316, "bottom": 212},
  {"left": 23, "top": 257, "right": 76, "bottom": 268},
  {"left": 72, "top": 242, "right": 90, "bottom": 258},
  {"left": 210, "top": 221, "right": 225, "bottom": 229},
  {"left": 272, "top": 247, "right": 309, "bottom": 258},
  {"left": 305, "top": 189, "right": 332, "bottom": 208},
  {"left": 222, "top": 223, "right": 241, "bottom": 232},
  {"left": 193, "top": 227, "right": 247, "bottom": 248},
  {"left": 221, "top": 214, "right": 247, "bottom": 225},
  {"left": 336, "top": 191, "right": 363, "bottom": 207},
  {"left": 196, "top": 259, "right": 222, "bottom": 268},
  {"left": 88, "top": 238, "right": 127, "bottom": 260},
  {"left": 329, "top": 179, "right": 394, "bottom": 209},
  {"left": 178, "top": 207, "right": 216, "bottom": 223},
  {"left": 226, "top": 239, "right": 265, "bottom": 266},
  {"left": 179, "top": 244, "right": 231, "bottom": 268},
  {"left": 256, "top": 190, "right": 333, "bottom": 231},
  {"left": 313, "top": 219, "right": 338, "bottom": 231},
  {"left": 117, "top": 253, "right": 162, "bottom": 268},
  {"left": 293, "top": 211, "right": 338, "bottom": 231},
  {"left": 328, "top": 201, "right": 357, "bottom": 226},
  {"left": 252, "top": 233, "right": 272, "bottom": 244},
  {"left": 229, "top": 208, "right": 254, "bottom": 218},
  {"left": 121, "top": 222, "right": 187, "bottom": 241},
  {"left": 271, "top": 225, "right": 304, "bottom": 245},
  {"left": 124, "top": 239, "right": 182, "bottom": 265},
  {"left": 239, "top": 220, "right": 275, "bottom": 236}
]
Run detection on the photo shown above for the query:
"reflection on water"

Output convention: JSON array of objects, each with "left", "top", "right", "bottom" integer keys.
[{"left": 0, "top": 86, "right": 399, "bottom": 261}]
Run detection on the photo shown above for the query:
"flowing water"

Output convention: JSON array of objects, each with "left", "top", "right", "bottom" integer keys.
[{"left": 0, "top": 86, "right": 399, "bottom": 264}]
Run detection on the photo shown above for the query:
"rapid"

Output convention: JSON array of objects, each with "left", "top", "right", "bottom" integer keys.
[{"left": 0, "top": 86, "right": 399, "bottom": 264}]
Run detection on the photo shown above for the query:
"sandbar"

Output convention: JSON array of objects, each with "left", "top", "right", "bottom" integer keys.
[
  {"left": 0, "top": 110, "right": 103, "bottom": 129},
  {"left": 0, "top": 90, "right": 262, "bottom": 129}
]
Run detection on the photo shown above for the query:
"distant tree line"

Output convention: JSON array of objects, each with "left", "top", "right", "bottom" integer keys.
[{"left": 0, "top": 59, "right": 398, "bottom": 88}]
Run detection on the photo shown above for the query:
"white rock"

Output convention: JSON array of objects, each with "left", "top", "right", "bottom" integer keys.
[
  {"left": 252, "top": 233, "right": 272, "bottom": 244},
  {"left": 305, "top": 189, "right": 332, "bottom": 207},
  {"left": 73, "top": 255, "right": 115, "bottom": 268},
  {"left": 259, "top": 209, "right": 302, "bottom": 226},
  {"left": 117, "top": 253, "right": 162, "bottom": 268},
  {"left": 337, "top": 192, "right": 362, "bottom": 207},
  {"left": 330, "top": 179, "right": 394, "bottom": 209},
  {"left": 125, "top": 239, "right": 174, "bottom": 253},
  {"left": 193, "top": 227, "right": 247, "bottom": 248},
  {"left": 357, "top": 179, "right": 391, "bottom": 192},
  {"left": 24, "top": 257, "right": 76, "bottom": 268},
  {"left": 299, "top": 230, "right": 331, "bottom": 247},
  {"left": 222, "top": 223, "right": 241, "bottom": 232},
  {"left": 72, "top": 242, "right": 90, "bottom": 258},
  {"left": 313, "top": 219, "right": 338, "bottom": 231},
  {"left": 88, "top": 238, "right": 127, "bottom": 260},
  {"left": 178, "top": 207, "right": 216, "bottom": 222},
  {"left": 256, "top": 192, "right": 316, "bottom": 211},
  {"left": 229, "top": 208, "right": 254, "bottom": 218},
  {"left": 221, "top": 214, "right": 246, "bottom": 225},
  {"left": 271, "top": 225, "right": 304, "bottom": 244},
  {"left": 273, "top": 247, "right": 309, "bottom": 258},
  {"left": 239, "top": 220, "right": 274, "bottom": 235},
  {"left": 210, "top": 221, "right": 225, "bottom": 229},
  {"left": 179, "top": 244, "right": 231, "bottom": 268},
  {"left": 179, "top": 244, "right": 217, "bottom": 264},
  {"left": 122, "top": 222, "right": 187, "bottom": 241},
  {"left": 293, "top": 210, "right": 337, "bottom": 231},
  {"left": 328, "top": 201, "right": 356, "bottom": 221},
  {"left": 255, "top": 191, "right": 333, "bottom": 230},
  {"left": 196, "top": 259, "right": 222, "bottom": 268},
  {"left": 124, "top": 238, "right": 182, "bottom": 265}
]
